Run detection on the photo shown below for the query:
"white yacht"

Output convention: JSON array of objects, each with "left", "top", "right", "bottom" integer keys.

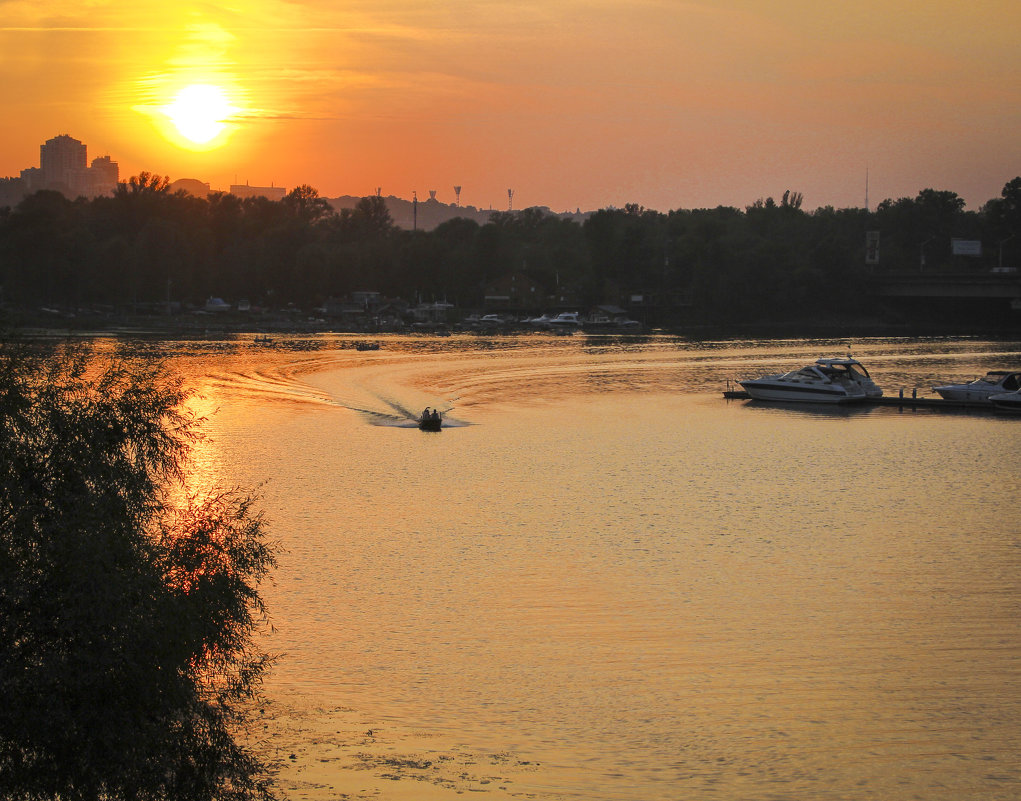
[
  {"left": 548, "top": 311, "right": 583, "bottom": 329},
  {"left": 739, "top": 357, "right": 883, "bottom": 404},
  {"left": 932, "top": 370, "right": 1021, "bottom": 403},
  {"left": 988, "top": 389, "right": 1021, "bottom": 413}
]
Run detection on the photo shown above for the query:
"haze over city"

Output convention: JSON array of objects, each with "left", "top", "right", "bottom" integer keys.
[{"left": 2, "top": 1, "right": 1020, "bottom": 213}]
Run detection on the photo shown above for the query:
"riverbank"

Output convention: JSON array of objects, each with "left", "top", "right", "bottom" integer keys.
[{"left": 4, "top": 307, "right": 1020, "bottom": 341}]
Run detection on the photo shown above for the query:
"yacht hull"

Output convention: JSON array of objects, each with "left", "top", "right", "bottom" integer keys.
[
  {"left": 739, "top": 381, "right": 866, "bottom": 404},
  {"left": 989, "top": 390, "right": 1021, "bottom": 413},
  {"left": 933, "top": 387, "right": 997, "bottom": 403}
]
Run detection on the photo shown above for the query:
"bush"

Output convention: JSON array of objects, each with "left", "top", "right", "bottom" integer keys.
[{"left": 0, "top": 342, "right": 279, "bottom": 801}]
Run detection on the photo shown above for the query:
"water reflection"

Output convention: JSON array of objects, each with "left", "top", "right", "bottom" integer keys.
[{"left": 738, "top": 398, "right": 880, "bottom": 417}]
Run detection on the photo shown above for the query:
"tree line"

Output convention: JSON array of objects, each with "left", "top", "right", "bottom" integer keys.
[{"left": 2, "top": 172, "right": 1020, "bottom": 325}]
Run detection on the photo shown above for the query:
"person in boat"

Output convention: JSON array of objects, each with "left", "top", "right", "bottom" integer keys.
[
  {"left": 421, "top": 407, "right": 431, "bottom": 421},
  {"left": 430, "top": 409, "right": 441, "bottom": 421}
]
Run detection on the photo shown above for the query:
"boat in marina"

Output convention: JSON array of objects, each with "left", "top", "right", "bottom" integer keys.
[
  {"left": 526, "top": 313, "right": 556, "bottom": 329},
  {"left": 988, "top": 389, "right": 1021, "bottom": 413},
  {"left": 582, "top": 313, "right": 643, "bottom": 332},
  {"left": 932, "top": 370, "right": 1021, "bottom": 403},
  {"left": 739, "top": 357, "right": 883, "bottom": 404},
  {"left": 548, "top": 312, "right": 583, "bottom": 330}
]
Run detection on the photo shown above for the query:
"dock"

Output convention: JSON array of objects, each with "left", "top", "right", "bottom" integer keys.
[{"left": 723, "top": 389, "right": 993, "bottom": 410}]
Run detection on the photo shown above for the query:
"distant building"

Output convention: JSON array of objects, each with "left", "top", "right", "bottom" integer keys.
[
  {"left": 351, "top": 291, "right": 383, "bottom": 309},
  {"left": 18, "top": 135, "right": 118, "bottom": 198},
  {"left": 88, "top": 155, "right": 118, "bottom": 197},
  {"left": 230, "top": 183, "right": 286, "bottom": 201},
  {"left": 483, "top": 271, "right": 547, "bottom": 308},
  {"left": 40, "top": 134, "right": 86, "bottom": 189},
  {"left": 170, "top": 178, "right": 211, "bottom": 198}
]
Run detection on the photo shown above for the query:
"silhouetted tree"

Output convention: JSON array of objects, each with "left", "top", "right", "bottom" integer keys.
[
  {"left": 983, "top": 177, "right": 1021, "bottom": 237},
  {"left": 283, "top": 184, "right": 335, "bottom": 225},
  {"left": 0, "top": 342, "right": 279, "bottom": 801}
]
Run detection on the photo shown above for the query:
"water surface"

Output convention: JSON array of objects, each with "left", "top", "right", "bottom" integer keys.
[{"left": 153, "top": 334, "right": 1020, "bottom": 800}]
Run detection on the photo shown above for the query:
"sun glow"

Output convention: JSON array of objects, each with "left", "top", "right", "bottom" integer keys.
[{"left": 164, "top": 84, "right": 237, "bottom": 147}]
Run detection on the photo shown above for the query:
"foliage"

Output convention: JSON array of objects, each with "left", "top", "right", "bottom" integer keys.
[
  {"left": 0, "top": 342, "right": 279, "bottom": 801},
  {"left": 0, "top": 173, "right": 1018, "bottom": 324}
]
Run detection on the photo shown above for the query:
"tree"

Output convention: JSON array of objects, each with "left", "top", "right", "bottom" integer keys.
[
  {"left": 282, "top": 184, "right": 334, "bottom": 225},
  {"left": 117, "top": 171, "right": 172, "bottom": 196},
  {"left": 0, "top": 342, "right": 279, "bottom": 801},
  {"left": 0, "top": 190, "right": 80, "bottom": 307},
  {"left": 983, "top": 177, "right": 1021, "bottom": 237},
  {"left": 338, "top": 195, "right": 395, "bottom": 241}
]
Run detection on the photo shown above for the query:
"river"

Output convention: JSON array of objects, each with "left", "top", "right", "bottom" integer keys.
[{"left": 143, "top": 333, "right": 1020, "bottom": 801}]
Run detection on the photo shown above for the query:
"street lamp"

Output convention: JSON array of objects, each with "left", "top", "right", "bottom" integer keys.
[
  {"left": 999, "top": 234, "right": 1016, "bottom": 272},
  {"left": 919, "top": 237, "right": 934, "bottom": 271}
]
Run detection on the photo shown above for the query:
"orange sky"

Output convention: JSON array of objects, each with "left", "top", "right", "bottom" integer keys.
[{"left": 2, "top": 1, "right": 1019, "bottom": 212}]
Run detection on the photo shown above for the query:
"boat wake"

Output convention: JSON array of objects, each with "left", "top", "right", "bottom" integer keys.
[
  {"left": 205, "top": 366, "right": 466, "bottom": 428},
  {"left": 350, "top": 394, "right": 467, "bottom": 428}
]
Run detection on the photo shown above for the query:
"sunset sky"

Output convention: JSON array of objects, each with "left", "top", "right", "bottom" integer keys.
[{"left": 2, "top": 1, "right": 1019, "bottom": 213}]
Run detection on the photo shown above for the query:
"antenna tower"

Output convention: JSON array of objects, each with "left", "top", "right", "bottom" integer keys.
[
  {"left": 508, "top": 189, "right": 514, "bottom": 211},
  {"left": 454, "top": 185, "right": 462, "bottom": 207}
]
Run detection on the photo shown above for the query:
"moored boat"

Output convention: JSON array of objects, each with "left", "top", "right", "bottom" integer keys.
[
  {"left": 988, "top": 388, "right": 1021, "bottom": 413},
  {"left": 548, "top": 311, "right": 583, "bottom": 329},
  {"left": 932, "top": 370, "right": 1021, "bottom": 403},
  {"left": 739, "top": 357, "right": 883, "bottom": 404}
]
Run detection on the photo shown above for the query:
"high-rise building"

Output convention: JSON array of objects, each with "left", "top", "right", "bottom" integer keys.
[
  {"left": 18, "top": 135, "right": 118, "bottom": 198},
  {"left": 88, "top": 155, "right": 119, "bottom": 197},
  {"left": 40, "top": 134, "right": 87, "bottom": 187}
]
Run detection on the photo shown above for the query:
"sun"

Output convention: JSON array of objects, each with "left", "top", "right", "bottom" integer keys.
[{"left": 164, "top": 84, "right": 237, "bottom": 146}]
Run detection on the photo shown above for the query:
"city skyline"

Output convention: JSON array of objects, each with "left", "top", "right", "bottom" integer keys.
[{"left": 2, "top": 2, "right": 1020, "bottom": 214}]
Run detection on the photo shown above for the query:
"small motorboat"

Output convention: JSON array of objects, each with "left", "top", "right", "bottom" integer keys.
[
  {"left": 988, "top": 389, "right": 1021, "bottom": 413},
  {"left": 739, "top": 357, "right": 883, "bottom": 404},
  {"left": 418, "top": 413, "right": 442, "bottom": 431},
  {"left": 933, "top": 370, "right": 1021, "bottom": 403}
]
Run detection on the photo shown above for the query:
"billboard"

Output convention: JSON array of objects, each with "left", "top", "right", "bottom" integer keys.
[
  {"left": 865, "top": 231, "right": 880, "bottom": 265},
  {"left": 951, "top": 238, "right": 982, "bottom": 257}
]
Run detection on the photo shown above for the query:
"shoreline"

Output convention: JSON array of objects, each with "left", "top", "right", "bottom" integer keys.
[{"left": 4, "top": 310, "right": 1020, "bottom": 342}]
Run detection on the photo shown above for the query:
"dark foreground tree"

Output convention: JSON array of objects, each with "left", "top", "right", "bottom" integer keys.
[{"left": 0, "top": 342, "right": 279, "bottom": 801}]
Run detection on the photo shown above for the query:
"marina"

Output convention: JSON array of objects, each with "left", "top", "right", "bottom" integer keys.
[
  {"left": 724, "top": 386, "right": 1016, "bottom": 409},
  {"left": 728, "top": 356, "right": 1021, "bottom": 411}
]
